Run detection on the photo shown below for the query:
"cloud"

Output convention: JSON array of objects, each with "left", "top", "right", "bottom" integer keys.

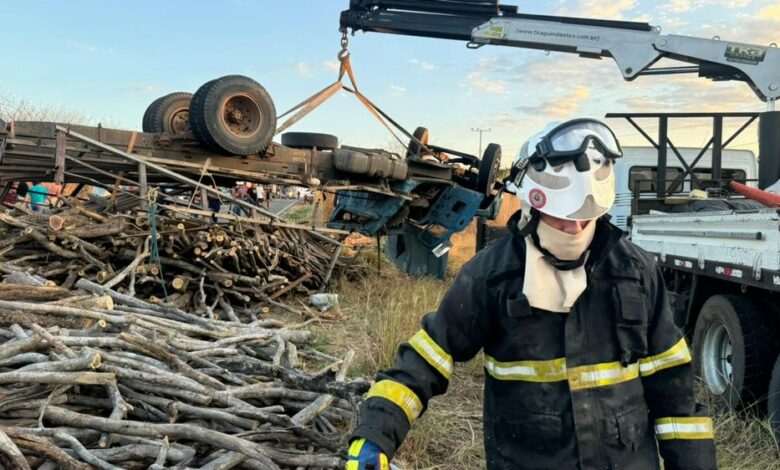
[
  {"left": 126, "top": 85, "right": 157, "bottom": 93},
  {"left": 615, "top": 75, "right": 757, "bottom": 113},
  {"left": 410, "top": 59, "right": 438, "bottom": 72},
  {"left": 464, "top": 56, "right": 512, "bottom": 95},
  {"left": 67, "top": 39, "right": 113, "bottom": 54},
  {"left": 296, "top": 62, "right": 311, "bottom": 76},
  {"left": 515, "top": 85, "right": 592, "bottom": 117},
  {"left": 758, "top": 4, "right": 780, "bottom": 21},
  {"left": 565, "top": 0, "right": 638, "bottom": 19},
  {"left": 388, "top": 85, "right": 407, "bottom": 97},
  {"left": 323, "top": 61, "right": 340, "bottom": 72}
]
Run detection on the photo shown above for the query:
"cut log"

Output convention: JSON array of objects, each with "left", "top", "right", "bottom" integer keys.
[{"left": 0, "top": 285, "right": 71, "bottom": 302}]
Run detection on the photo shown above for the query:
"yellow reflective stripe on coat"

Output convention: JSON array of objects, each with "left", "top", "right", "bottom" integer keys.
[
  {"left": 654, "top": 417, "right": 714, "bottom": 440},
  {"left": 484, "top": 355, "right": 567, "bottom": 382},
  {"left": 567, "top": 361, "right": 639, "bottom": 390},
  {"left": 485, "top": 356, "right": 637, "bottom": 389},
  {"left": 485, "top": 343, "right": 691, "bottom": 390},
  {"left": 639, "top": 337, "right": 692, "bottom": 377},
  {"left": 408, "top": 329, "right": 453, "bottom": 379},
  {"left": 366, "top": 380, "right": 423, "bottom": 424}
]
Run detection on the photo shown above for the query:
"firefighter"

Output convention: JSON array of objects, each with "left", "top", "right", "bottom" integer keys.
[{"left": 347, "top": 119, "right": 717, "bottom": 470}]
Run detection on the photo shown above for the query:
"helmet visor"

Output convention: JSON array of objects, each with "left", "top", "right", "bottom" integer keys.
[{"left": 538, "top": 119, "right": 622, "bottom": 162}]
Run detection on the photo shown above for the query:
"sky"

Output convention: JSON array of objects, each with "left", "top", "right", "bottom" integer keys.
[{"left": 1, "top": 0, "right": 779, "bottom": 166}]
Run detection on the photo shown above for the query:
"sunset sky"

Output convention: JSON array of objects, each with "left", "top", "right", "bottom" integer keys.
[{"left": 2, "top": 0, "right": 779, "bottom": 165}]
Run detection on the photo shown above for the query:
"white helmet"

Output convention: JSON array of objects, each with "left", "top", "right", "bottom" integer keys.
[{"left": 512, "top": 119, "right": 622, "bottom": 221}]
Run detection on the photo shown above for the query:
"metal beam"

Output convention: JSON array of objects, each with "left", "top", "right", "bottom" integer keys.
[
  {"left": 54, "top": 130, "right": 66, "bottom": 185},
  {"left": 712, "top": 116, "right": 723, "bottom": 183},
  {"left": 657, "top": 117, "right": 668, "bottom": 199},
  {"left": 607, "top": 112, "right": 759, "bottom": 118}
]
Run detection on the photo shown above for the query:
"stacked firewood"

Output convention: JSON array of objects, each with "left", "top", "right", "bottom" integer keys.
[
  {"left": 0, "top": 202, "right": 369, "bottom": 467},
  {"left": 0, "top": 202, "right": 346, "bottom": 321},
  {"left": 0, "top": 277, "right": 368, "bottom": 469}
]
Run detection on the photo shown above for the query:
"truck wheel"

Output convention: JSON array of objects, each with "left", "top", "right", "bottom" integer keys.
[
  {"left": 407, "top": 127, "right": 429, "bottom": 158},
  {"left": 281, "top": 132, "right": 339, "bottom": 150},
  {"left": 189, "top": 75, "right": 276, "bottom": 156},
  {"left": 142, "top": 92, "right": 193, "bottom": 136},
  {"left": 769, "top": 355, "right": 780, "bottom": 443},
  {"left": 477, "top": 143, "right": 502, "bottom": 197},
  {"left": 693, "top": 295, "right": 778, "bottom": 411}
]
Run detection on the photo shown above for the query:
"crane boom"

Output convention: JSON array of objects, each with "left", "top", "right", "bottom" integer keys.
[{"left": 341, "top": 0, "right": 780, "bottom": 103}]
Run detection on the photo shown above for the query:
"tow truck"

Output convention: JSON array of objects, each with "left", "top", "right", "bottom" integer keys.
[{"left": 340, "top": 0, "right": 780, "bottom": 440}]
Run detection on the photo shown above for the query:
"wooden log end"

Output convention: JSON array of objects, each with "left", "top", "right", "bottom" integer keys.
[{"left": 49, "top": 215, "right": 65, "bottom": 231}]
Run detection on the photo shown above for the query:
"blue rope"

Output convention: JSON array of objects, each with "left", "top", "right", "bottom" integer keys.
[{"left": 148, "top": 198, "right": 169, "bottom": 301}]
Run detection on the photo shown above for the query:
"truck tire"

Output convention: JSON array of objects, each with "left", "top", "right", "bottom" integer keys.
[
  {"left": 281, "top": 132, "right": 339, "bottom": 150},
  {"left": 693, "top": 295, "right": 778, "bottom": 411},
  {"left": 477, "top": 143, "right": 502, "bottom": 197},
  {"left": 142, "top": 92, "right": 193, "bottom": 136},
  {"left": 189, "top": 75, "right": 276, "bottom": 156},
  {"left": 769, "top": 355, "right": 780, "bottom": 443},
  {"left": 407, "top": 127, "right": 430, "bottom": 158}
]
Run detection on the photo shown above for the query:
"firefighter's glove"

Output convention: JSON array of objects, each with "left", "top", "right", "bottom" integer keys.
[{"left": 346, "top": 438, "right": 389, "bottom": 470}]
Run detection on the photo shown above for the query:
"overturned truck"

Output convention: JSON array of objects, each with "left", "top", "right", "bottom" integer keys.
[{"left": 0, "top": 75, "right": 502, "bottom": 278}]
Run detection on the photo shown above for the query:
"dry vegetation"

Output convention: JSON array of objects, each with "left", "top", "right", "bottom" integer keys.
[
  {"left": 0, "top": 92, "right": 114, "bottom": 126},
  {"left": 308, "top": 197, "right": 779, "bottom": 469}
]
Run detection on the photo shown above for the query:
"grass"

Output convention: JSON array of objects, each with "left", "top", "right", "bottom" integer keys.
[
  {"left": 281, "top": 203, "right": 314, "bottom": 223},
  {"left": 313, "top": 267, "right": 486, "bottom": 468}
]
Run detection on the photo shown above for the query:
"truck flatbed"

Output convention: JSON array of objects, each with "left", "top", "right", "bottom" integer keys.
[
  {"left": 0, "top": 121, "right": 328, "bottom": 186},
  {"left": 631, "top": 208, "right": 780, "bottom": 292}
]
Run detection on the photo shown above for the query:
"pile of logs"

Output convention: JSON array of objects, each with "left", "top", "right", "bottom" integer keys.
[
  {"left": 0, "top": 201, "right": 373, "bottom": 468},
  {"left": 0, "top": 202, "right": 347, "bottom": 321},
  {"left": 0, "top": 277, "right": 369, "bottom": 469}
]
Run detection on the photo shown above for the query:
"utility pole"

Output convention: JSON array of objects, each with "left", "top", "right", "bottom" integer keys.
[{"left": 472, "top": 127, "right": 491, "bottom": 156}]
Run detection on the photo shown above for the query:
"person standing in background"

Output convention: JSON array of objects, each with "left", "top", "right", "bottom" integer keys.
[
  {"left": 16, "top": 181, "right": 28, "bottom": 203},
  {"left": 26, "top": 181, "right": 49, "bottom": 212}
]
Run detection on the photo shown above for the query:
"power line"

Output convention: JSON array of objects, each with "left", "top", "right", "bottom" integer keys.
[{"left": 471, "top": 127, "right": 491, "bottom": 156}]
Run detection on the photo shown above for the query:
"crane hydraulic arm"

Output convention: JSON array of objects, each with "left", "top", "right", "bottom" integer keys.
[{"left": 340, "top": 0, "right": 780, "bottom": 104}]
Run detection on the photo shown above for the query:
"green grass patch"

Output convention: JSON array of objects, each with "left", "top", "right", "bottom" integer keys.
[{"left": 282, "top": 204, "right": 314, "bottom": 223}]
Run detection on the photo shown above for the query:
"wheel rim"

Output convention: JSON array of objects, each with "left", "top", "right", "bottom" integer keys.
[
  {"left": 702, "top": 322, "right": 734, "bottom": 395},
  {"left": 168, "top": 109, "right": 190, "bottom": 136},
  {"left": 220, "top": 93, "right": 262, "bottom": 139}
]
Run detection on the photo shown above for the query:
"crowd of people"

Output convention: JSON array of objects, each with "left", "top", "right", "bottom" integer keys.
[
  {"left": 2, "top": 181, "right": 51, "bottom": 212},
  {"left": 0, "top": 180, "right": 314, "bottom": 216}
]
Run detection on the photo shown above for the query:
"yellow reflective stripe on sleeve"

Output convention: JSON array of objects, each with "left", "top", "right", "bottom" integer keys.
[
  {"left": 484, "top": 355, "right": 567, "bottom": 382},
  {"left": 348, "top": 438, "right": 365, "bottom": 457},
  {"left": 380, "top": 453, "right": 389, "bottom": 470},
  {"left": 654, "top": 417, "right": 714, "bottom": 440},
  {"left": 346, "top": 462, "right": 358, "bottom": 470},
  {"left": 639, "top": 337, "right": 692, "bottom": 377},
  {"left": 366, "top": 380, "right": 423, "bottom": 424},
  {"left": 408, "top": 329, "right": 453, "bottom": 379},
  {"left": 567, "top": 361, "right": 639, "bottom": 390}
]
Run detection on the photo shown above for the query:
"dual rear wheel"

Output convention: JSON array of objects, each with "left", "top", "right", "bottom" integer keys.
[{"left": 142, "top": 75, "right": 277, "bottom": 156}]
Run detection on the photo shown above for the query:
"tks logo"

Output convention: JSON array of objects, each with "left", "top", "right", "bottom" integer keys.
[{"left": 725, "top": 44, "right": 767, "bottom": 65}]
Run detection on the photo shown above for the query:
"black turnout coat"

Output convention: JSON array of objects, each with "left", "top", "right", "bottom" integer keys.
[{"left": 352, "top": 213, "right": 716, "bottom": 469}]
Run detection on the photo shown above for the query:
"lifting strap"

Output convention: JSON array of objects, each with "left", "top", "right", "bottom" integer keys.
[{"left": 274, "top": 35, "right": 431, "bottom": 154}]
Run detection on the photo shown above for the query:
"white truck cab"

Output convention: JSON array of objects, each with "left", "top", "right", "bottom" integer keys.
[{"left": 610, "top": 146, "right": 758, "bottom": 230}]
